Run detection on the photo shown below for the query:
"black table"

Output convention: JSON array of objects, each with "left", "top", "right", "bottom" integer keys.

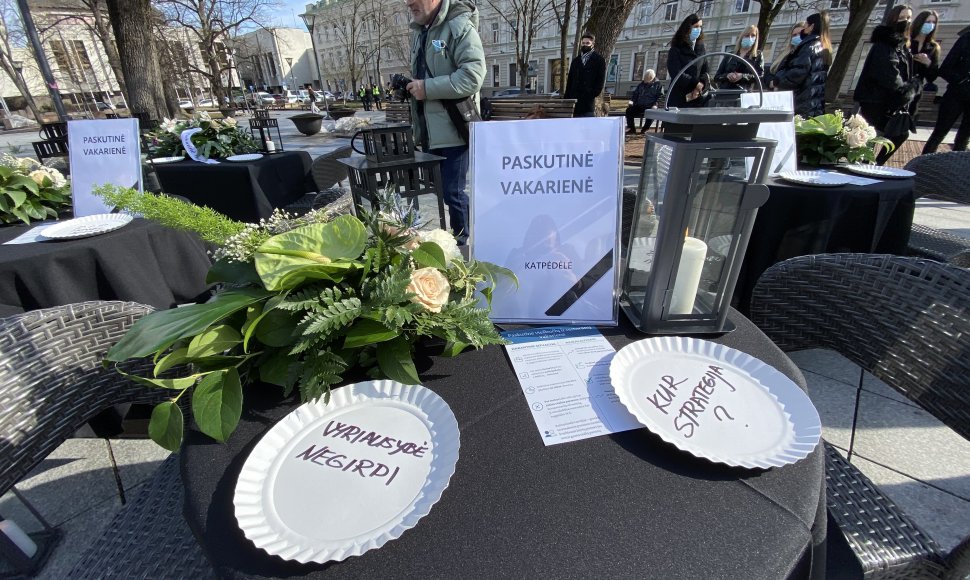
[
  {"left": 735, "top": 175, "right": 915, "bottom": 312},
  {"left": 153, "top": 151, "right": 315, "bottom": 222},
  {"left": 0, "top": 219, "right": 212, "bottom": 316},
  {"left": 181, "top": 313, "right": 826, "bottom": 580}
]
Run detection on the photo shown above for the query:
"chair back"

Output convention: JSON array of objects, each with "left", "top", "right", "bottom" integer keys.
[
  {"left": 32, "top": 137, "right": 68, "bottom": 160},
  {"left": 40, "top": 122, "right": 67, "bottom": 140},
  {"left": 749, "top": 253, "right": 970, "bottom": 441},
  {"left": 0, "top": 302, "right": 166, "bottom": 495},
  {"left": 903, "top": 151, "right": 970, "bottom": 205},
  {"left": 311, "top": 145, "right": 353, "bottom": 190}
]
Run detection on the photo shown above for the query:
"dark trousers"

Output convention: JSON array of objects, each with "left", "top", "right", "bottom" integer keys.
[
  {"left": 625, "top": 105, "right": 645, "bottom": 131},
  {"left": 374, "top": 97, "right": 382, "bottom": 110},
  {"left": 923, "top": 90, "right": 970, "bottom": 153},
  {"left": 430, "top": 145, "right": 470, "bottom": 244},
  {"left": 858, "top": 102, "right": 909, "bottom": 165}
]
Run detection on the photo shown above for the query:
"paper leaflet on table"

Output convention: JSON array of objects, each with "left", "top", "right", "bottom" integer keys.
[
  {"left": 741, "top": 91, "right": 796, "bottom": 176},
  {"left": 503, "top": 326, "right": 641, "bottom": 445}
]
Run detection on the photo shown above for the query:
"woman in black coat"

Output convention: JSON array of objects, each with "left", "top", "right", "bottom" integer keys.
[
  {"left": 714, "top": 24, "right": 764, "bottom": 92},
  {"left": 910, "top": 10, "right": 941, "bottom": 116},
  {"left": 772, "top": 11, "right": 832, "bottom": 117},
  {"left": 666, "top": 14, "right": 709, "bottom": 108},
  {"left": 854, "top": 5, "right": 920, "bottom": 164}
]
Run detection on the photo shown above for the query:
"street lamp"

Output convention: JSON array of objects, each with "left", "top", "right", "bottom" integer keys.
[{"left": 299, "top": 11, "right": 329, "bottom": 116}]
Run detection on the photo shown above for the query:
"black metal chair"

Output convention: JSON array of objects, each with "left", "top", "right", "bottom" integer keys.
[
  {"left": 31, "top": 138, "right": 68, "bottom": 161},
  {"left": 749, "top": 253, "right": 970, "bottom": 580},
  {"left": 283, "top": 146, "right": 354, "bottom": 216},
  {"left": 902, "top": 152, "right": 970, "bottom": 267},
  {"left": 0, "top": 302, "right": 213, "bottom": 578},
  {"left": 38, "top": 122, "right": 67, "bottom": 140}
]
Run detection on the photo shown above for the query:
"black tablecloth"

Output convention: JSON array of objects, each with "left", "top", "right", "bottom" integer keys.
[
  {"left": 181, "top": 313, "right": 826, "bottom": 580},
  {"left": 153, "top": 151, "right": 315, "bottom": 222},
  {"left": 0, "top": 219, "right": 212, "bottom": 315},
  {"left": 736, "top": 176, "right": 915, "bottom": 312}
]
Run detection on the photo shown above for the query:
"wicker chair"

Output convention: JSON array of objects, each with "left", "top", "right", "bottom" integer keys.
[
  {"left": 749, "top": 254, "right": 970, "bottom": 580},
  {"left": 283, "top": 145, "right": 354, "bottom": 216},
  {"left": 902, "top": 152, "right": 970, "bottom": 267},
  {"left": 0, "top": 302, "right": 213, "bottom": 578}
]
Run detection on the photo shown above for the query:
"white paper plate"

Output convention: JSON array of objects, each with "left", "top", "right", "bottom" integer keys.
[
  {"left": 234, "top": 380, "right": 459, "bottom": 564},
  {"left": 225, "top": 153, "right": 263, "bottom": 162},
  {"left": 41, "top": 213, "right": 133, "bottom": 240},
  {"left": 778, "top": 170, "right": 851, "bottom": 187},
  {"left": 609, "top": 337, "right": 820, "bottom": 469},
  {"left": 150, "top": 156, "right": 183, "bottom": 164},
  {"left": 843, "top": 164, "right": 915, "bottom": 179}
]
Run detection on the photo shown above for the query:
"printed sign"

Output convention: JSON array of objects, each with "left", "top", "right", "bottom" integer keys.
[
  {"left": 741, "top": 90, "right": 796, "bottom": 175},
  {"left": 470, "top": 117, "right": 623, "bottom": 324},
  {"left": 67, "top": 118, "right": 142, "bottom": 217}
]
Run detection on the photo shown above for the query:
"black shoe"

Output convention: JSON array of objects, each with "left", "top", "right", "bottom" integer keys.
[{"left": 626, "top": 129, "right": 636, "bottom": 135}]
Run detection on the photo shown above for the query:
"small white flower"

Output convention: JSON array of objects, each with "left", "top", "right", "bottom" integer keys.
[
  {"left": 418, "top": 229, "right": 461, "bottom": 265},
  {"left": 161, "top": 118, "right": 179, "bottom": 133},
  {"left": 845, "top": 114, "right": 869, "bottom": 131},
  {"left": 223, "top": 116, "right": 237, "bottom": 127}
]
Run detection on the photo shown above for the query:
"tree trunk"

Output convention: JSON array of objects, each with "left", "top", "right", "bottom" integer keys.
[
  {"left": 88, "top": 0, "right": 127, "bottom": 99},
  {"left": 0, "top": 60, "right": 43, "bottom": 121},
  {"left": 756, "top": 0, "right": 789, "bottom": 52},
  {"left": 825, "top": 0, "right": 879, "bottom": 103},
  {"left": 105, "top": 0, "right": 167, "bottom": 120},
  {"left": 558, "top": 0, "right": 571, "bottom": 93},
  {"left": 585, "top": 0, "right": 638, "bottom": 112},
  {"left": 572, "top": 0, "right": 586, "bottom": 58}
]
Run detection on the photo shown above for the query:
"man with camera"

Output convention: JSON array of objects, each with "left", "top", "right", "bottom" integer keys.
[{"left": 405, "top": 0, "right": 485, "bottom": 245}]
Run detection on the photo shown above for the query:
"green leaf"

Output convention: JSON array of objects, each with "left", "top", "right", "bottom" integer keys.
[
  {"left": 259, "top": 349, "right": 301, "bottom": 387},
  {"left": 206, "top": 258, "right": 262, "bottom": 285},
  {"left": 186, "top": 324, "right": 242, "bottom": 357},
  {"left": 441, "top": 340, "right": 471, "bottom": 357},
  {"left": 411, "top": 242, "right": 447, "bottom": 269},
  {"left": 192, "top": 368, "right": 242, "bottom": 443},
  {"left": 376, "top": 336, "right": 420, "bottom": 384},
  {"left": 252, "top": 307, "right": 298, "bottom": 347},
  {"left": 149, "top": 402, "right": 184, "bottom": 451},
  {"left": 116, "top": 364, "right": 204, "bottom": 390},
  {"left": 343, "top": 318, "right": 398, "bottom": 348},
  {"left": 3, "top": 188, "right": 26, "bottom": 207},
  {"left": 105, "top": 288, "right": 270, "bottom": 361},
  {"left": 154, "top": 347, "right": 189, "bottom": 377},
  {"left": 254, "top": 215, "right": 367, "bottom": 291},
  {"left": 272, "top": 261, "right": 357, "bottom": 291},
  {"left": 7, "top": 175, "right": 39, "bottom": 195}
]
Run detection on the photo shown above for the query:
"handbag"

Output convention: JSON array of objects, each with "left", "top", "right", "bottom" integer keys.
[{"left": 883, "top": 110, "right": 915, "bottom": 139}]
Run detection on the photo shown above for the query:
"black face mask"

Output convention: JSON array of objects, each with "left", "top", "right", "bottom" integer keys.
[
  {"left": 580, "top": 46, "right": 592, "bottom": 54},
  {"left": 799, "top": 30, "right": 809, "bottom": 39},
  {"left": 895, "top": 20, "right": 910, "bottom": 34}
]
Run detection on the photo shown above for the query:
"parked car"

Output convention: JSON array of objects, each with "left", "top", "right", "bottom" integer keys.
[
  {"left": 272, "top": 94, "right": 286, "bottom": 105},
  {"left": 178, "top": 99, "right": 194, "bottom": 109},
  {"left": 232, "top": 95, "right": 248, "bottom": 105},
  {"left": 320, "top": 91, "right": 336, "bottom": 102},
  {"left": 94, "top": 102, "right": 113, "bottom": 111},
  {"left": 196, "top": 98, "right": 215, "bottom": 107},
  {"left": 492, "top": 87, "right": 535, "bottom": 98},
  {"left": 249, "top": 92, "right": 275, "bottom": 106}
]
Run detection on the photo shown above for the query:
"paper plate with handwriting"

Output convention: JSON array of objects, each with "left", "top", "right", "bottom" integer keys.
[
  {"left": 234, "top": 381, "right": 459, "bottom": 563},
  {"left": 609, "top": 338, "right": 820, "bottom": 469}
]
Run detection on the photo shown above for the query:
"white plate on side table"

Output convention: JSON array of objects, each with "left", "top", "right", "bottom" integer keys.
[
  {"left": 609, "top": 337, "right": 821, "bottom": 469},
  {"left": 233, "top": 380, "right": 460, "bottom": 564},
  {"left": 225, "top": 153, "right": 263, "bottom": 162},
  {"left": 41, "top": 213, "right": 133, "bottom": 240},
  {"left": 150, "top": 156, "right": 184, "bottom": 164},
  {"left": 778, "top": 170, "right": 852, "bottom": 187},
  {"left": 843, "top": 164, "right": 915, "bottom": 179}
]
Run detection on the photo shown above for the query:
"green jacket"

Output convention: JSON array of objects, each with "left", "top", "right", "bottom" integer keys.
[{"left": 409, "top": 0, "right": 485, "bottom": 149}]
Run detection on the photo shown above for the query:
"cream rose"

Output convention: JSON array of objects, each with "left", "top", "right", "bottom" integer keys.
[
  {"left": 418, "top": 229, "right": 461, "bottom": 265},
  {"left": 845, "top": 114, "right": 868, "bottom": 130},
  {"left": 407, "top": 267, "right": 450, "bottom": 313},
  {"left": 845, "top": 127, "right": 869, "bottom": 149},
  {"left": 223, "top": 116, "right": 237, "bottom": 127}
]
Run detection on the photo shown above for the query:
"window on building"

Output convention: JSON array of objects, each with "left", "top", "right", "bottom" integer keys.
[
  {"left": 493, "top": 64, "right": 500, "bottom": 87},
  {"left": 49, "top": 40, "right": 72, "bottom": 75},
  {"left": 656, "top": 50, "right": 668, "bottom": 80},
  {"left": 509, "top": 63, "right": 517, "bottom": 86},
  {"left": 735, "top": 0, "right": 751, "bottom": 12},
  {"left": 698, "top": 0, "right": 714, "bottom": 17},
  {"left": 265, "top": 53, "right": 277, "bottom": 78},
  {"left": 70, "top": 40, "right": 93, "bottom": 72},
  {"left": 829, "top": 0, "right": 848, "bottom": 8},
  {"left": 637, "top": 2, "right": 652, "bottom": 25},
  {"left": 492, "top": 22, "right": 499, "bottom": 43},
  {"left": 663, "top": 0, "right": 678, "bottom": 21}
]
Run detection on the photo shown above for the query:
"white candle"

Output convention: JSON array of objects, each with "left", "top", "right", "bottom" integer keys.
[
  {"left": 0, "top": 520, "right": 37, "bottom": 558},
  {"left": 265, "top": 139, "right": 276, "bottom": 153},
  {"left": 668, "top": 236, "right": 708, "bottom": 315}
]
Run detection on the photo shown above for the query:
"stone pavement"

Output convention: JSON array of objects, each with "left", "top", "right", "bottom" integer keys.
[{"left": 0, "top": 110, "right": 967, "bottom": 577}]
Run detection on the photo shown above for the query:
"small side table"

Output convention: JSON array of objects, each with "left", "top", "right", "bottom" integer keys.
[{"left": 339, "top": 151, "right": 447, "bottom": 229}]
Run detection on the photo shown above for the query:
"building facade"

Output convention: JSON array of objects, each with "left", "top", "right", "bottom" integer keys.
[{"left": 232, "top": 27, "right": 315, "bottom": 93}]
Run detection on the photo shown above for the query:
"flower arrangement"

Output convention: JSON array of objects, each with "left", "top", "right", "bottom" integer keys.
[
  {"left": 145, "top": 111, "right": 259, "bottom": 160},
  {"left": 97, "top": 185, "right": 514, "bottom": 450},
  {"left": 0, "top": 154, "right": 70, "bottom": 225},
  {"left": 794, "top": 111, "right": 895, "bottom": 165}
]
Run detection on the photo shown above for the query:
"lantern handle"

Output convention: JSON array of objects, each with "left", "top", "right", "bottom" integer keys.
[{"left": 663, "top": 51, "right": 764, "bottom": 111}]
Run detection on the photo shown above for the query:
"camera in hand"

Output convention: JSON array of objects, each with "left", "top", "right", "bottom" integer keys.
[{"left": 390, "top": 74, "right": 413, "bottom": 102}]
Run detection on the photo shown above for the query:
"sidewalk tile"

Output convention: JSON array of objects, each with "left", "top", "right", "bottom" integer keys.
[
  {"left": 787, "top": 349, "right": 861, "bottom": 388},
  {"left": 861, "top": 371, "right": 915, "bottom": 407},
  {"left": 802, "top": 371, "right": 857, "bottom": 450},
  {"left": 108, "top": 439, "right": 171, "bottom": 493},
  {"left": 34, "top": 496, "right": 121, "bottom": 580}
]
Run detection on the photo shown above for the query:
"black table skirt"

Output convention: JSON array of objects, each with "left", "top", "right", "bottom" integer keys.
[
  {"left": 181, "top": 313, "right": 826, "bottom": 580},
  {"left": 153, "top": 151, "right": 315, "bottom": 223},
  {"left": 735, "top": 176, "right": 915, "bottom": 312},
  {"left": 0, "top": 219, "right": 212, "bottom": 314}
]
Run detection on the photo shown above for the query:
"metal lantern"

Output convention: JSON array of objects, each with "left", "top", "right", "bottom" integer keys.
[
  {"left": 621, "top": 53, "right": 792, "bottom": 334},
  {"left": 248, "top": 116, "right": 283, "bottom": 153},
  {"left": 339, "top": 125, "right": 447, "bottom": 228}
]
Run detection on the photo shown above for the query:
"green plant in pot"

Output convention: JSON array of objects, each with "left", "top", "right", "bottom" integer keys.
[
  {"left": 146, "top": 111, "right": 259, "bottom": 160},
  {"left": 794, "top": 111, "right": 894, "bottom": 166},
  {"left": 97, "top": 185, "right": 516, "bottom": 450},
  {"left": 0, "top": 154, "right": 70, "bottom": 225}
]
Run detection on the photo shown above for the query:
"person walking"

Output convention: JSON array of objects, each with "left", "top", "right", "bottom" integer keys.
[
  {"left": 360, "top": 85, "right": 372, "bottom": 111},
  {"left": 564, "top": 33, "right": 607, "bottom": 117},
  {"left": 714, "top": 25, "right": 764, "bottom": 92},
  {"left": 666, "top": 14, "right": 709, "bottom": 109},
  {"left": 910, "top": 10, "right": 941, "bottom": 121},
  {"left": 405, "top": 0, "right": 485, "bottom": 244},
  {"left": 771, "top": 11, "right": 832, "bottom": 117},
  {"left": 854, "top": 5, "right": 920, "bottom": 164},
  {"left": 372, "top": 84, "right": 383, "bottom": 110},
  {"left": 923, "top": 31, "right": 970, "bottom": 153},
  {"left": 625, "top": 69, "right": 663, "bottom": 134}
]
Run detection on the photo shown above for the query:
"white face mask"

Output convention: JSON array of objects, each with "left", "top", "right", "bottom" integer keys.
[
  {"left": 921, "top": 22, "right": 936, "bottom": 35},
  {"left": 741, "top": 37, "right": 756, "bottom": 49}
]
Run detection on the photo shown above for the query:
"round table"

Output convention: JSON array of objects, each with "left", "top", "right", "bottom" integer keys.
[{"left": 180, "top": 313, "right": 826, "bottom": 580}]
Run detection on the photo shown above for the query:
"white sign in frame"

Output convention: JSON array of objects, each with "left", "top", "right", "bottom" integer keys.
[
  {"left": 68, "top": 118, "right": 142, "bottom": 217},
  {"left": 470, "top": 117, "right": 624, "bottom": 325},
  {"left": 741, "top": 91, "right": 796, "bottom": 176}
]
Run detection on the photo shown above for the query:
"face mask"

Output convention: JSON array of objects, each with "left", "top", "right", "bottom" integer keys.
[
  {"left": 580, "top": 45, "right": 592, "bottom": 54},
  {"left": 921, "top": 22, "right": 935, "bottom": 35},
  {"left": 895, "top": 19, "right": 910, "bottom": 34},
  {"left": 791, "top": 35, "right": 802, "bottom": 47},
  {"left": 689, "top": 27, "right": 702, "bottom": 41},
  {"left": 741, "top": 37, "right": 755, "bottom": 49}
]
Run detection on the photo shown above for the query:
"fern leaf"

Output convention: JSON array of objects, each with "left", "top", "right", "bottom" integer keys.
[
  {"left": 298, "top": 350, "right": 347, "bottom": 402},
  {"left": 301, "top": 297, "right": 362, "bottom": 335}
]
